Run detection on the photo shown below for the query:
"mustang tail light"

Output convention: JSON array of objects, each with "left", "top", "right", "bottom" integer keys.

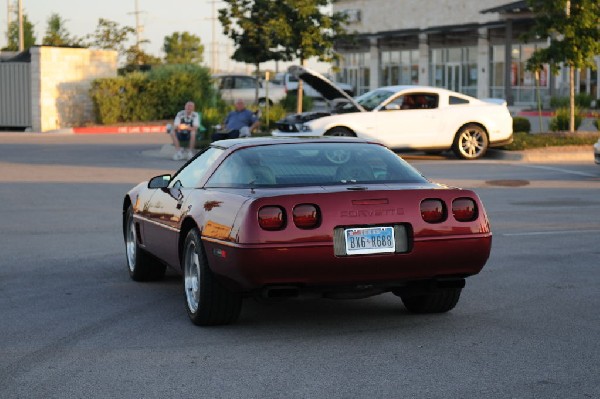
[
  {"left": 293, "top": 204, "right": 320, "bottom": 229},
  {"left": 258, "top": 206, "right": 286, "bottom": 230},
  {"left": 420, "top": 199, "right": 446, "bottom": 223},
  {"left": 452, "top": 198, "right": 478, "bottom": 222}
]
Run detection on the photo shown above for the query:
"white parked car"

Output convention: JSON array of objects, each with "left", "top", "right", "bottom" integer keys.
[
  {"left": 272, "top": 66, "right": 513, "bottom": 160},
  {"left": 594, "top": 138, "right": 600, "bottom": 164},
  {"left": 213, "top": 74, "right": 286, "bottom": 106}
]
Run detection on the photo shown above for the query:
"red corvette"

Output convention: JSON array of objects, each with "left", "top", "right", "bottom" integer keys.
[{"left": 123, "top": 137, "right": 492, "bottom": 325}]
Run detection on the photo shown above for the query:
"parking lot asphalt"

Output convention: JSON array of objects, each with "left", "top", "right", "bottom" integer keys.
[{"left": 0, "top": 130, "right": 595, "bottom": 164}]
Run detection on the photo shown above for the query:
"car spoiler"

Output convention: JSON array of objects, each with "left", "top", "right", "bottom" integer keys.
[{"left": 481, "top": 98, "right": 507, "bottom": 106}]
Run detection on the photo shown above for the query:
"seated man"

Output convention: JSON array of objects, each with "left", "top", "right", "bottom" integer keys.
[
  {"left": 212, "top": 99, "right": 260, "bottom": 142},
  {"left": 171, "top": 101, "right": 201, "bottom": 161}
]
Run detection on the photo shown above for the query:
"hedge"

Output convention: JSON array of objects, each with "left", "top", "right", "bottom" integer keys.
[{"left": 90, "top": 64, "right": 227, "bottom": 124}]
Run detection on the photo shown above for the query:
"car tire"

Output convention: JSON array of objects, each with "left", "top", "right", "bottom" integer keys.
[
  {"left": 452, "top": 124, "right": 489, "bottom": 160},
  {"left": 257, "top": 98, "right": 271, "bottom": 107},
  {"left": 183, "top": 228, "right": 242, "bottom": 326},
  {"left": 326, "top": 127, "right": 356, "bottom": 137},
  {"left": 399, "top": 288, "right": 462, "bottom": 313},
  {"left": 124, "top": 206, "right": 166, "bottom": 281}
]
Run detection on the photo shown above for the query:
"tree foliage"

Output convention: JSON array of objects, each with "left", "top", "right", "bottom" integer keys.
[
  {"left": 86, "top": 18, "right": 135, "bottom": 56},
  {"left": 525, "top": 0, "right": 600, "bottom": 72},
  {"left": 42, "top": 13, "right": 82, "bottom": 47},
  {"left": 276, "top": 0, "right": 348, "bottom": 64},
  {"left": 525, "top": 0, "right": 600, "bottom": 132},
  {"left": 4, "top": 13, "right": 36, "bottom": 51},
  {"left": 163, "top": 32, "right": 204, "bottom": 64}
]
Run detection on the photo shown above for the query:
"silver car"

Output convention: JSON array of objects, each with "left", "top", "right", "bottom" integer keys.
[{"left": 594, "top": 138, "right": 600, "bottom": 164}]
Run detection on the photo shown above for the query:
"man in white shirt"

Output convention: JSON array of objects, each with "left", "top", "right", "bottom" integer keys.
[{"left": 171, "top": 101, "right": 200, "bottom": 161}]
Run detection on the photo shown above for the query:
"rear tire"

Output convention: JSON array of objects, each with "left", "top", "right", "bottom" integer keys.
[
  {"left": 183, "top": 228, "right": 242, "bottom": 326},
  {"left": 124, "top": 206, "right": 166, "bottom": 281},
  {"left": 326, "top": 127, "right": 355, "bottom": 137},
  {"left": 399, "top": 288, "right": 462, "bottom": 313},
  {"left": 452, "top": 124, "right": 489, "bottom": 160}
]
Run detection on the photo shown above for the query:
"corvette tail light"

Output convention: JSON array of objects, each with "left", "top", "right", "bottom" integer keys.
[
  {"left": 293, "top": 204, "right": 320, "bottom": 229},
  {"left": 452, "top": 198, "right": 478, "bottom": 222},
  {"left": 420, "top": 199, "right": 446, "bottom": 223},
  {"left": 258, "top": 206, "right": 286, "bottom": 230}
]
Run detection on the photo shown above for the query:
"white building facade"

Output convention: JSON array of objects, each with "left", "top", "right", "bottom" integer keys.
[{"left": 333, "top": 0, "right": 600, "bottom": 106}]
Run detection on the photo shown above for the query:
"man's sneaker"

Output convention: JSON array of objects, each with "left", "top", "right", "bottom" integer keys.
[
  {"left": 186, "top": 150, "right": 195, "bottom": 160},
  {"left": 172, "top": 149, "right": 185, "bottom": 161}
]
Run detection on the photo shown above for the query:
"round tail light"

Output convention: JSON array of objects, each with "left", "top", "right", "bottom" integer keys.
[
  {"left": 293, "top": 204, "right": 320, "bottom": 229},
  {"left": 258, "top": 206, "right": 285, "bottom": 230},
  {"left": 420, "top": 199, "right": 446, "bottom": 223},
  {"left": 452, "top": 198, "right": 478, "bottom": 222}
]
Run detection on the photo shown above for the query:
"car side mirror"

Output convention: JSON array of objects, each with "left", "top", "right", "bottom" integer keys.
[
  {"left": 148, "top": 174, "right": 171, "bottom": 189},
  {"left": 384, "top": 103, "right": 400, "bottom": 111}
]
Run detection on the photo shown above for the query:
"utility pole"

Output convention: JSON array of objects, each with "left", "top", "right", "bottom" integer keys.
[
  {"left": 17, "top": 0, "right": 22, "bottom": 51},
  {"left": 6, "top": 0, "right": 14, "bottom": 48},
  {"left": 207, "top": 0, "right": 219, "bottom": 73},
  {"left": 128, "top": 0, "right": 145, "bottom": 62}
]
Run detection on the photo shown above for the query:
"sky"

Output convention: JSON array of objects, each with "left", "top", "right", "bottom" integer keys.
[{"left": 2, "top": 0, "right": 330, "bottom": 73}]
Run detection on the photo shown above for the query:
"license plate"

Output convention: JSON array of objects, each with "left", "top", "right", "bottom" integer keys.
[{"left": 344, "top": 226, "right": 395, "bottom": 255}]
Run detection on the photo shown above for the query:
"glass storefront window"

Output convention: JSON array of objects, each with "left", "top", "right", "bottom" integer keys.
[
  {"left": 381, "top": 49, "right": 419, "bottom": 87},
  {"left": 428, "top": 46, "right": 477, "bottom": 95}
]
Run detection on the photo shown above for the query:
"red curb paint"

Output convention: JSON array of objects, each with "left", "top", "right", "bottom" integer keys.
[{"left": 72, "top": 125, "right": 166, "bottom": 134}]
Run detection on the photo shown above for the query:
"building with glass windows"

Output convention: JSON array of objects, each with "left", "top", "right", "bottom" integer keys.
[{"left": 333, "top": 0, "right": 600, "bottom": 106}]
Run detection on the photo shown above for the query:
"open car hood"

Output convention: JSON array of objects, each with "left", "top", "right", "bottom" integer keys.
[{"left": 289, "top": 65, "right": 365, "bottom": 112}]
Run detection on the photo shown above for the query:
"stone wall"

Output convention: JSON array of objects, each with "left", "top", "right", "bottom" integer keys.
[
  {"left": 30, "top": 47, "right": 117, "bottom": 132},
  {"left": 335, "top": 0, "right": 507, "bottom": 33}
]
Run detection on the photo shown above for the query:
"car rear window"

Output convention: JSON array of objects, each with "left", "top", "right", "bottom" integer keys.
[{"left": 205, "top": 142, "right": 427, "bottom": 188}]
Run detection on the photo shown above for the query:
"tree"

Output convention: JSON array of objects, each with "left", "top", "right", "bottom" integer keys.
[
  {"left": 86, "top": 18, "right": 135, "bottom": 60},
  {"left": 3, "top": 13, "right": 36, "bottom": 51},
  {"left": 277, "top": 0, "right": 348, "bottom": 112},
  {"left": 124, "top": 45, "right": 162, "bottom": 68},
  {"left": 219, "top": 0, "right": 347, "bottom": 110},
  {"left": 525, "top": 0, "right": 600, "bottom": 132},
  {"left": 42, "top": 13, "right": 82, "bottom": 47},
  {"left": 163, "top": 32, "right": 204, "bottom": 64},
  {"left": 219, "top": 0, "right": 287, "bottom": 103}
]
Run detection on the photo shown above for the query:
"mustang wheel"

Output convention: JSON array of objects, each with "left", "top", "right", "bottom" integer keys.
[
  {"left": 125, "top": 206, "right": 166, "bottom": 281},
  {"left": 326, "top": 127, "right": 355, "bottom": 137},
  {"left": 183, "top": 228, "right": 242, "bottom": 326},
  {"left": 452, "top": 124, "right": 489, "bottom": 160},
  {"left": 399, "top": 288, "right": 462, "bottom": 313}
]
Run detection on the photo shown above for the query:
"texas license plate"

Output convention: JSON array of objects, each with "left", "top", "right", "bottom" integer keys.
[{"left": 344, "top": 226, "right": 395, "bottom": 255}]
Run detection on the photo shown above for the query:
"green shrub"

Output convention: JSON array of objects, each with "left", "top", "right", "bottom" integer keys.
[
  {"left": 550, "top": 94, "right": 593, "bottom": 109},
  {"left": 550, "top": 96, "right": 569, "bottom": 108},
  {"left": 512, "top": 116, "right": 531, "bottom": 133},
  {"left": 90, "top": 64, "right": 226, "bottom": 124},
  {"left": 258, "top": 103, "right": 287, "bottom": 130},
  {"left": 505, "top": 131, "right": 600, "bottom": 150},
  {"left": 549, "top": 107, "right": 583, "bottom": 131},
  {"left": 279, "top": 90, "right": 314, "bottom": 112}
]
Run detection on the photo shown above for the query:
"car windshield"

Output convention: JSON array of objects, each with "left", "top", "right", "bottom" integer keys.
[
  {"left": 353, "top": 89, "right": 396, "bottom": 111},
  {"left": 205, "top": 142, "right": 428, "bottom": 188}
]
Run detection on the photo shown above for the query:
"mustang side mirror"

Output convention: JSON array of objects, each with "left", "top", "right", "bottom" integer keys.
[
  {"left": 384, "top": 103, "right": 400, "bottom": 111},
  {"left": 148, "top": 174, "right": 171, "bottom": 189}
]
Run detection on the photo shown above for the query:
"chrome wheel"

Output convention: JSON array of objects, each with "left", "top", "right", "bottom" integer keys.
[
  {"left": 126, "top": 212, "right": 137, "bottom": 273},
  {"left": 453, "top": 124, "right": 489, "bottom": 160},
  {"left": 184, "top": 241, "right": 201, "bottom": 314}
]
